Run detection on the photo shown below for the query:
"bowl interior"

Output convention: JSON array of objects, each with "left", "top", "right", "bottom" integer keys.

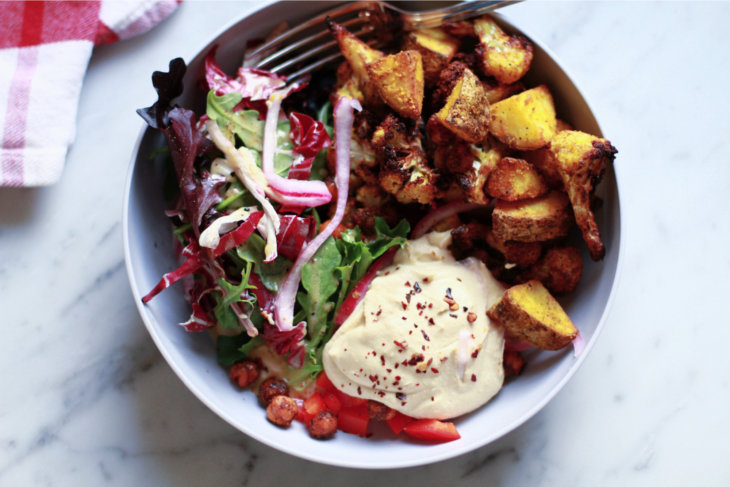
[{"left": 123, "top": 1, "right": 622, "bottom": 469}]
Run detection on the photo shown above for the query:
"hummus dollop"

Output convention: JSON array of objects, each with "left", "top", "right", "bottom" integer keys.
[{"left": 322, "top": 231, "right": 506, "bottom": 419}]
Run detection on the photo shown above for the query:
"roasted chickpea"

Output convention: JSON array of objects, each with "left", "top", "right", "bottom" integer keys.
[
  {"left": 308, "top": 410, "right": 337, "bottom": 439},
  {"left": 367, "top": 400, "right": 395, "bottom": 421},
  {"left": 503, "top": 350, "right": 525, "bottom": 377},
  {"left": 266, "top": 395, "right": 298, "bottom": 427},
  {"left": 229, "top": 360, "right": 260, "bottom": 388},
  {"left": 259, "top": 377, "right": 289, "bottom": 404}
]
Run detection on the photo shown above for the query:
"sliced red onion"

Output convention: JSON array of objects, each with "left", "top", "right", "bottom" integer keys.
[
  {"left": 274, "top": 96, "right": 360, "bottom": 332},
  {"left": 412, "top": 202, "right": 487, "bottom": 239},
  {"left": 572, "top": 333, "right": 585, "bottom": 357},
  {"left": 261, "top": 91, "right": 332, "bottom": 208}
]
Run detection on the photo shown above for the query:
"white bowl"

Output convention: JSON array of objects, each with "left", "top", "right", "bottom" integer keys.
[{"left": 123, "top": 1, "right": 622, "bottom": 469}]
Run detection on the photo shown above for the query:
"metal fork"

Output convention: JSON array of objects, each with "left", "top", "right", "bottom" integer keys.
[{"left": 243, "top": 1, "right": 520, "bottom": 85}]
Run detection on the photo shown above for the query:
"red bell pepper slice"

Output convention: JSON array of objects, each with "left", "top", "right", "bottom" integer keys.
[
  {"left": 385, "top": 411, "right": 414, "bottom": 435},
  {"left": 402, "top": 419, "right": 461, "bottom": 443},
  {"left": 315, "top": 372, "right": 335, "bottom": 392},
  {"left": 338, "top": 404, "right": 370, "bottom": 437},
  {"left": 322, "top": 391, "right": 342, "bottom": 414}
]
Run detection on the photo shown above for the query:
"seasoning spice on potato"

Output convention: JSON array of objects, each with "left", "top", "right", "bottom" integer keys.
[
  {"left": 487, "top": 280, "right": 578, "bottom": 350},
  {"left": 367, "top": 50, "right": 424, "bottom": 119},
  {"left": 433, "top": 66, "right": 491, "bottom": 143}
]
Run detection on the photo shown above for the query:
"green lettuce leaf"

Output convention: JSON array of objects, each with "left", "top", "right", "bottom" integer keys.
[
  {"left": 206, "top": 91, "right": 264, "bottom": 151},
  {"left": 235, "top": 233, "right": 292, "bottom": 292}
]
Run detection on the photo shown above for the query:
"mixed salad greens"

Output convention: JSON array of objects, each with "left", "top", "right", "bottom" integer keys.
[{"left": 138, "top": 52, "right": 409, "bottom": 390}]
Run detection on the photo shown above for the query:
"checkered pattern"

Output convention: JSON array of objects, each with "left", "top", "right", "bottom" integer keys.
[{"left": 0, "top": 0, "right": 180, "bottom": 187}]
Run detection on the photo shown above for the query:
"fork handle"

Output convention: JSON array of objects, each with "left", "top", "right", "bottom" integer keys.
[{"left": 393, "top": 1, "right": 523, "bottom": 31}]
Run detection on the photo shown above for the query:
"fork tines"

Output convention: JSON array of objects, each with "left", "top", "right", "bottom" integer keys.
[{"left": 243, "top": 1, "right": 385, "bottom": 84}]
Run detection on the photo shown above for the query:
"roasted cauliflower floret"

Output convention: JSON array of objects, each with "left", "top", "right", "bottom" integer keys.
[
  {"left": 372, "top": 114, "right": 437, "bottom": 205},
  {"left": 474, "top": 15, "right": 533, "bottom": 85},
  {"left": 436, "top": 137, "right": 502, "bottom": 205},
  {"left": 549, "top": 130, "right": 617, "bottom": 261}
]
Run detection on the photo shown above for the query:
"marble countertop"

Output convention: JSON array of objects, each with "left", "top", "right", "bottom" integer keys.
[{"left": 2, "top": 1, "right": 729, "bottom": 485}]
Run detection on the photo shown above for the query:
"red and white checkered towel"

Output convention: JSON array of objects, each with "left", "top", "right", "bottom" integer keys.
[{"left": 0, "top": 0, "right": 180, "bottom": 187}]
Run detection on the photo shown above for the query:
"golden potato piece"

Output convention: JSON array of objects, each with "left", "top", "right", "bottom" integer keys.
[
  {"left": 489, "top": 85, "right": 557, "bottom": 150},
  {"left": 434, "top": 67, "right": 490, "bottom": 143},
  {"left": 403, "top": 28, "right": 460, "bottom": 87},
  {"left": 487, "top": 280, "right": 578, "bottom": 350},
  {"left": 549, "top": 130, "right": 617, "bottom": 261},
  {"left": 522, "top": 246, "right": 583, "bottom": 295},
  {"left": 474, "top": 15, "right": 533, "bottom": 84},
  {"left": 328, "top": 20, "right": 383, "bottom": 105},
  {"left": 487, "top": 157, "right": 548, "bottom": 201},
  {"left": 367, "top": 50, "right": 424, "bottom": 119},
  {"left": 492, "top": 190, "right": 573, "bottom": 243},
  {"left": 484, "top": 81, "right": 524, "bottom": 104}
]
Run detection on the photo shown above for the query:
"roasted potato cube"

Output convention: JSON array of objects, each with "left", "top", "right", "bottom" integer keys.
[
  {"left": 403, "top": 28, "right": 460, "bottom": 86},
  {"left": 328, "top": 20, "right": 384, "bottom": 105},
  {"left": 433, "top": 66, "right": 490, "bottom": 143},
  {"left": 372, "top": 115, "right": 437, "bottom": 205},
  {"left": 474, "top": 15, "right": 533, "bottom": 84},
  {"left": 487, "top": 280, "right": 578, "bottom": 350},
  {"left": 485, "top": 229, "right": 542, "bottom": 268},
  {"left": 522, "top": 246, "right": 583, "bottom": 294},
  {"left": 484, "top": 81, "right": 524, "bottom": 104},
  {"left": 492, "top": 190, "right": 573, "bottom": 243},
  {"left": 489, "top": 85, "right": 557, "bottom": 150},
  {"left": 367, "top": 50, "right": 424, "bottom": 119},
  {"left": 549, "top": 130, "right": 617, "bottom": 261},
  {"left": 487, "top": 157, "right": 549, "bottom": 201}
]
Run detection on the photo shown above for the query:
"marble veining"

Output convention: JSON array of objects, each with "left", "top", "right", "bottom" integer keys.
[{"left": 1, "top": 1, "right": 730, "bottom": 485}]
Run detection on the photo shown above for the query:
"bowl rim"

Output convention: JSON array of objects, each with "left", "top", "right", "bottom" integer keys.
[{"left": 122, "top": 1, "right": 625, "bottom": 469}]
